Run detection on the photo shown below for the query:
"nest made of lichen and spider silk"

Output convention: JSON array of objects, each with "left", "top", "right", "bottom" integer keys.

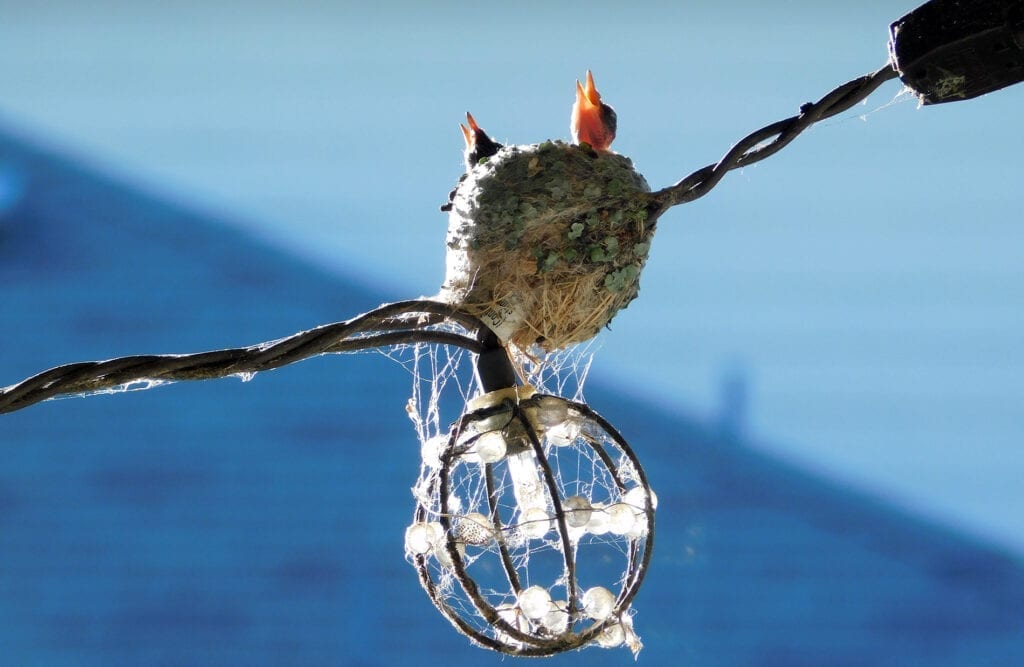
[{"left": 439, "top": 140, "right": 661, "bottom": 354}]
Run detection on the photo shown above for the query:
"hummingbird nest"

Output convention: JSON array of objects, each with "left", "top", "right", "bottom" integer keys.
[{"left": 439, "top": 141, "right": 660, "bottom": 353}]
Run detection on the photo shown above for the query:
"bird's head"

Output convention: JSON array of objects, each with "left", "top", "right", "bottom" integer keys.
[
  {"left": 460, "top": 112, "right": 503, "bottom": 169},
  {"left": 570, "top": 70, "right": 617, "bottom": 151}
]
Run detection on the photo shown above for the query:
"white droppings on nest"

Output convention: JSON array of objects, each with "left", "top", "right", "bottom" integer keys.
[{"left": 438, "top": 140, "right": 660, "bottom": 354}]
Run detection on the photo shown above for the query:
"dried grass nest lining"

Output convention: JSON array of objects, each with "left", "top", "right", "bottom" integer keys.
[{"left": 439, "top": 140, "right": 660, "bottom": 352}]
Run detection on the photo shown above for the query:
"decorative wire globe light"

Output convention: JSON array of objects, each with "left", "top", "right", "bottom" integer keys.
[{"left": 406, "top": 385, "right": 656, "bottom": 657}]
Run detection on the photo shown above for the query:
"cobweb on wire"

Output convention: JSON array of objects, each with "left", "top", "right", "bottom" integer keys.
[
  {"left": 375, "top": 330, "right": 474, "bottom": 449},
  {"left": 517, "top": 337, "right": 601, "bottom": 403},
  {"left": 378, "top": 327, "right": 602, "bottom": 450}
]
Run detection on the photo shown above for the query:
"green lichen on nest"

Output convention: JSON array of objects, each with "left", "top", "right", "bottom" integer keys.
[{"left": 439, "top": 140, "right": 660, "bottom": 352}]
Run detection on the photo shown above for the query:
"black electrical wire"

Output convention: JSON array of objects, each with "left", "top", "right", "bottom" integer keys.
[
  {"left": 1, "top": 63, "right": 903, "bottom": 416},
  {"left": 650, "top": 62, "right": 899, "bottom": 214},
  {"left": 0, "top": 300, "right": 486, "bottom": 415}
]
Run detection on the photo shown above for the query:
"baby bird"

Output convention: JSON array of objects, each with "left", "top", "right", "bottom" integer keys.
[
  {"left": 442, "top": 113, "right": 503, "bottom": 211},
  {"left": 570, "top": 70, "right": 617, "bottom": 151},
  {"left": 460, "top": 112, "right": 503, "bottom": 169}
]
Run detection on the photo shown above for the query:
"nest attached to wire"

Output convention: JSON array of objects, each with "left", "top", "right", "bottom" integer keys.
[{"left": 439, "top": 141, "right": 660, "bottom": 353}]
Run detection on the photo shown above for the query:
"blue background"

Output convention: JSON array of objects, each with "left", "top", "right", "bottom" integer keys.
[{"left": 1, "top": 1, "right": 1023, "bottom": 664}]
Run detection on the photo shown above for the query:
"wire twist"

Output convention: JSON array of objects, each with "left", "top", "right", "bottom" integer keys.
[
  {"left": 650, "top": 62, "right": 898, "bottom": 214},
  {"left": 0, "top": 300, "right": 486, "bottom": 415}
]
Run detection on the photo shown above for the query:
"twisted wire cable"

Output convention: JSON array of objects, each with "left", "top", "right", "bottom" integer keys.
[
  {"left": 0, "top": 300, "right": 486, "bottom": 415},
  {"left": 650, "top": 62, "right": 899, "bottom": 213},
  {"left": 2, "top": 63, "right": 903, "bottom": 416}
]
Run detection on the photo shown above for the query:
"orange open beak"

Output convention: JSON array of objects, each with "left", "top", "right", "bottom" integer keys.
[
  {"left": 459, "top": 113, "right": 472, "bottom": 150},
  {"left": 460, "top": 112, "right": 483, "bottom": 150},
  {"left": 571, "top": 70, "right": 616, "bottom": 150},
  {"left": 579, "top": 70, "right": 602, "bottom": 107}
]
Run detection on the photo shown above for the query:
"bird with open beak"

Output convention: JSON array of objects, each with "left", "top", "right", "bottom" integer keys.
[
  {"left": 441, "top": 112, "right": 504, "bottom": 212},
  {"left": 571, "top": 70, "right": 617, "bottom": 151},
  {"left": 460, "top": 112, "right": 503, "bottom": 169}
]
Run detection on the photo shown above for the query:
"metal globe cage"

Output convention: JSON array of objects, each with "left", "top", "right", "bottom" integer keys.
[{"left": 407, "top": 381, "right": 655, "bottom": 657}]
